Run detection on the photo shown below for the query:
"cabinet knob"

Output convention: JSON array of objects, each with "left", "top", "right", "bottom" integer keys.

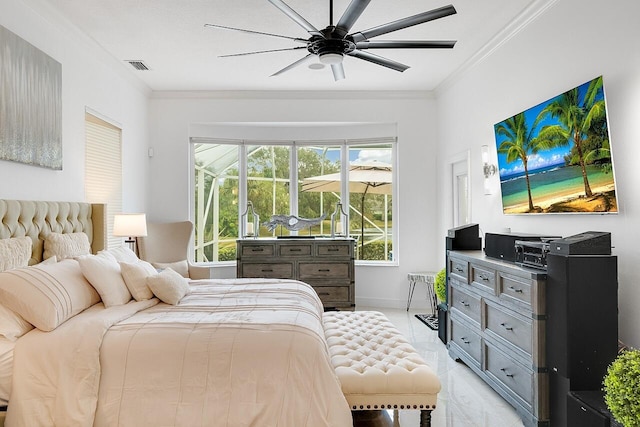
[
  {"left": 500, "top": 368, "right": 514, "bottom": 378},
  {"left": 500, "top": 322, "right": 513, "bottom": 331},
  {"left": 461, "top": 337, "right": 470, "bottom": 344},
  {"left": 461, "top": 301, "right": 470, "bottom": 307},
  {"left": 508, "top": 286, "right": 523, "bottom": 293}
]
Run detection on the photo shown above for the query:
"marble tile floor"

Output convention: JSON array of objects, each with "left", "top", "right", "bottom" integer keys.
[{"left": 352, "top": 306, "right": 525, "bottom": 427}]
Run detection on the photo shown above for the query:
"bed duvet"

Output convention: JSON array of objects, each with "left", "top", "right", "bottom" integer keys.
[{"left": 7, "top": 279, "right": 352, "bottom": 427}]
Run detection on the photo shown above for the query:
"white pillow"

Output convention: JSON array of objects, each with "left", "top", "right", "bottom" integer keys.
[
  {"left": 119, "top": 261, "right": 157, "bottom": 301},
  {"left": 102, "top": 246, "right": 139, "bottom": 263},
  {"left": 38, "top": 255, "right": 57, "bottom": 265},
  {"left": 77, "top": 252, "right": 131, "bottom": 307},
  {"left": 0, "top": 259, "right": 101, "bottom": 332},
  {"left": 43, "top": 232, "right": 91, "bottom": 260},
  {"left": 0, "top": 237, "right": 32, "bottom": 272},
  {"left": 152, "top": 260, "right": 189, "bottom": 278},
  {"left": 147, "top": 268, "right": 190, "bottom": 305},
  {"left": 0, "top": 304, "right": 33, "bottom": 341}
]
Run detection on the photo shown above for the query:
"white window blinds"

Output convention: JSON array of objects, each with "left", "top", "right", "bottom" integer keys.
[{"left": 85, "top": 112, "right": 122, "bottom": 249}]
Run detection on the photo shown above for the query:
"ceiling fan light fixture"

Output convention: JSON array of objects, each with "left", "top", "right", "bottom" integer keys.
[{"left": 319, "top": 52, "right": 344, "bottom": 65}]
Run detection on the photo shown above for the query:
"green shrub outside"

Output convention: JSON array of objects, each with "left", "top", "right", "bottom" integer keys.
[
  {"left": 218, "top": 246, "right": 236, "bottom": 262},
  {"left": 434, "top": 268, "right": 446, "bottom": 302},
  {"left": 603, "top": 348, "right": 640, "bottom": 427},
  {"left": 362, "top": 240, "right": 392, "bottom": 261}
]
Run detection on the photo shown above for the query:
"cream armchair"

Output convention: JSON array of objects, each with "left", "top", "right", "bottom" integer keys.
[{"left": 137, "top": 221, "right": 210, "bottom": 279}]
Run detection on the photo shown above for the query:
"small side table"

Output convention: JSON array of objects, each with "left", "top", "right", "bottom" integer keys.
[{"left": 407, "top": 272, "right": 438, "bottom": 330}]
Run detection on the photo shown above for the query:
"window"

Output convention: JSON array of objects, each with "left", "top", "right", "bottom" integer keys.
[
  {"left": 192, "top": 137, "right": 396, "bottom": 264},
  {"left": 85, "top": 111, "right": 122, "bottom": 249}
]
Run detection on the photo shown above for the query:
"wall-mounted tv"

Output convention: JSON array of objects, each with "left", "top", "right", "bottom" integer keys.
[{"left": 493, "top": 75, "right": 617, "bottom": 214}]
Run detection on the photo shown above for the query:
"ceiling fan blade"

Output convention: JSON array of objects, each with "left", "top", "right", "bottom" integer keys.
[
  {"left": 348, "top": 50, "right": 409, "bottom": 72},
  {"left": 331, "top": 63, "right": 345, "bottom": 81},
  {"left": 356, "top": 40, "right": 456, "bottom": 49},
  {"left": 268, "top": 0, "right": 325, "bottom": 38},
  {"left": 220, "top": 46, "right": 306, "bottom": 58},
  {"left": 204, "top": 24, "right": 308, "bottom": 43},
  {"left": 335, "top": 0, "right": 371, "bottom": 36},
  {"left": 350, "top": 4, "right": 456, "bottom": 43},
  {"left": 271, "top": 53, "right": 315, "bottom": 76}
]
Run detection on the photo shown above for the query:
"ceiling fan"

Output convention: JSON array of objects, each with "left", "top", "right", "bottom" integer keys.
[{"left": 205, "top": 0, "right": 457, "bottom": 81}]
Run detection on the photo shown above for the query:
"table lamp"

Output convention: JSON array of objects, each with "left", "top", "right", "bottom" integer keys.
[{"left": 113, "top": 213, "right": 147, "bottom": 254}]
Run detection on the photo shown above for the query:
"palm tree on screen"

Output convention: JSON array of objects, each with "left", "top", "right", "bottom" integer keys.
[
  {"left": 539, "top": 76, "right": 606, "bottom": 197},
  {"left": 495, "top": 112, "right": 547, "bottom": 211}
]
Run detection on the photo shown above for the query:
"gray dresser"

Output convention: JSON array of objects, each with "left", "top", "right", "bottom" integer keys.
[
  {"left": 446, "top": 250, "right": 548, "bottom": 427},
  {"left": 236, "top": 238, "right": 355, "bottom": 310}
]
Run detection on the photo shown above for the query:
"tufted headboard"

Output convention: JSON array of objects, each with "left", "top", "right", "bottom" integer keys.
[{"left": 0, "top": 199, "right": 106, "bottom": 265}]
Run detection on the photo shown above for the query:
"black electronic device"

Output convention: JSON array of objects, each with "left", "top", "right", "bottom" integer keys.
[
  {"left": 549, "top": 231, "right": 611, "bottom": 255},
  {"left": 445, "top": 223, "right": 482, "bottom": 250},
  {"left": 485, "top": 232, "right": 560, "bottom": 262},
  {"left": 514, "top": 239, "right": 553, "bottom": 270}
]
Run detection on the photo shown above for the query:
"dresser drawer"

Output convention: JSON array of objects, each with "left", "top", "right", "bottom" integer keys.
[
  {"left": 317, "top": 244, "right": 351, "bottom": 257},
  {"left": 240, "top": 263, "right": 293, "bottom": 278},
  {"left": 450, "top": 319, "right": 482, "bottom": 364},
  {"left": 485, "top": 301, "right": 532, "bottom": 355},
  {"left": 299, "top": 262, "right": 350, "bottom": 279},
  {"left": 450, "top": 285, "right": 481, "bottom": 326},
  {"left": 471, "top": 264, "right": 496, "bottom": 295},
  {"left": 449, "top": 257, "right": 469, "bottom": 284},
  {"left": 279, "top": 244, "right": 312, "bottom": 256},
  {"left": 485, "top": 341, "right": 534, "bottom": 407},
  {"left": 240, "top": 244, "right": 275, "bottom": 257},
  {"left": 498, "top": 272, "right": 533, "bottom": 307},
  {"left": 313, "top": 286, "right": 349, "bottom": 304}
]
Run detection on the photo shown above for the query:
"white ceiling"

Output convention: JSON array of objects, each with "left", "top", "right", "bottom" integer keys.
[{"left": 44, "top": 0, "right": 542, "bottom": 91}]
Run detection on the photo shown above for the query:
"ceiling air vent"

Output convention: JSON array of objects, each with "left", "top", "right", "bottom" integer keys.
[{"left": 126, "top": 60, "right": 150, "bottom": 71}]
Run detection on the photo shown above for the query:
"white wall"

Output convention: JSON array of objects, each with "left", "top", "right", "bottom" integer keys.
[
  {"left": 436, "top": 0, "right": 640, "bottom": 347},
  {"left": 149, "top": 93, "right": 441, "bottom": 308},
  {"left": 0, "top": 0, "right": 150, "bottom": 213}
]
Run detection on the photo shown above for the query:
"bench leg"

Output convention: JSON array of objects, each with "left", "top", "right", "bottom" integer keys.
[{"left": 419, "top": 409, "right": 432, "bottom": 427}]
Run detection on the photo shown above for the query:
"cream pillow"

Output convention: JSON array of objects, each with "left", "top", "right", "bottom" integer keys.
[
  {"left": 77, "top": 252, "right": 131, "bottom": 307},
  {"left": 0, "top": 259, "right": 101, "bottom": 332},
  {"left": 43, "top": 232, "right": 91, "bottom": 260},
  {"left": 0, "top": 303, "right": 33, "bottom": 341},
  {"left": 152, "top": 260, "right": 189, "bottom": 278},
  {"left": 102, "top": 246, "right": 139, "bottom": 263},
  {"left": 147, "top": 268, "right": 190, "bottom": 305},
  {"left": 0, "top": 237, "right": 32, "bottom": 272},
  {"left": 119, "top": 261, "right": 157, "bottom": 301}
]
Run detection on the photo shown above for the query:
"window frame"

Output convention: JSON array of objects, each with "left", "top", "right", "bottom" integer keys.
[{"left": 190, "top": 137, "right": 398, "bottom": 267}]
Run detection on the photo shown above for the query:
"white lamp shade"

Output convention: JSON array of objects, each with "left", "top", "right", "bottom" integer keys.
[{"left": 113, "top": 213, "right": 147, "bottom": 237}]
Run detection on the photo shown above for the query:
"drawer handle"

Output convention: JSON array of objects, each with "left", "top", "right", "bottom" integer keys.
[
  {"left": 508, "top": 286, "right": 523, "bottom": 293},
  {"left": 500, "top": 368, "right": 514, "bottom": 378},
  {"left": 261, "top": 269, "right": 274, "bottom": 272},
  {"left": 318, "top": 269, "right": 331, "bottom": 272},
  {"left": 289, "top": 248, "right": 302, "bottom": 252},
  {"left": 327, "top": 248, "right": 340, "bottom": 252},
  {"left": 500, "top": 322, "right": 513, "bottom": 331},
  {"left": 478, "top": 274, "right": 490, "bottom": 281},
  {"left": 461, "top": 337, "right": 470, "bottom": 344},
  {"left": 318, "top": 292, "right": 330, "bottom": 296},
  {"left": 460, "top": 301, "right": 470, "bottom": 308},
  {"left": 251, "top": 248, "right": 264, "bottom": 252},
  {"left": 455, "top": 267, "right": 463, "bottom": 273}
]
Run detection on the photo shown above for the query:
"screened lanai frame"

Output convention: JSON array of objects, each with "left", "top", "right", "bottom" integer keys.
[{"left": 190, "top": 137, "right": 397, "bottom": 265}]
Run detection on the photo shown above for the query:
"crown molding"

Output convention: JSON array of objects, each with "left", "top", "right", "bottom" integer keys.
[
  {"left": 435, "top": 0, "right": 558, "bottom": 95},
  {"left": 150, "top": 90, "right": 435, "bottom": 100}
]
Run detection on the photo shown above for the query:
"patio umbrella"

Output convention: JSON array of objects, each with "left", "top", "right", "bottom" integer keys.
[{"left": 302, "top": 161, "right": 392, "bottom": 257}]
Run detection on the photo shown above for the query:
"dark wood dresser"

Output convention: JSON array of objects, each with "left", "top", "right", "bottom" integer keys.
[{"left": 236, "top": 238, "right": 355, "bottom": 310}]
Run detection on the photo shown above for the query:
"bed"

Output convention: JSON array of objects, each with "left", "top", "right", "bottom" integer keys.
[{"left": 0, "top": 199, "right": 352, "bottom": 427}]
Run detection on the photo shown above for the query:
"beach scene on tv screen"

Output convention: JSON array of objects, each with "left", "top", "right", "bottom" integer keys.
[{"left": 494, "top": 75, "right": 617, "bottom": 214}]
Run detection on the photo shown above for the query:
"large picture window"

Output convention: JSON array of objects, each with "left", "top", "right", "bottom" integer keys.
[{"left": 192, "top": 137, "right": 396, "bottom": 264}]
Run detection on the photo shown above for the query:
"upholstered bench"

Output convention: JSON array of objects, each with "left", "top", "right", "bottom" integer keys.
[{"left": 323, "top": 311, "right": 441, "bottom": 427}]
